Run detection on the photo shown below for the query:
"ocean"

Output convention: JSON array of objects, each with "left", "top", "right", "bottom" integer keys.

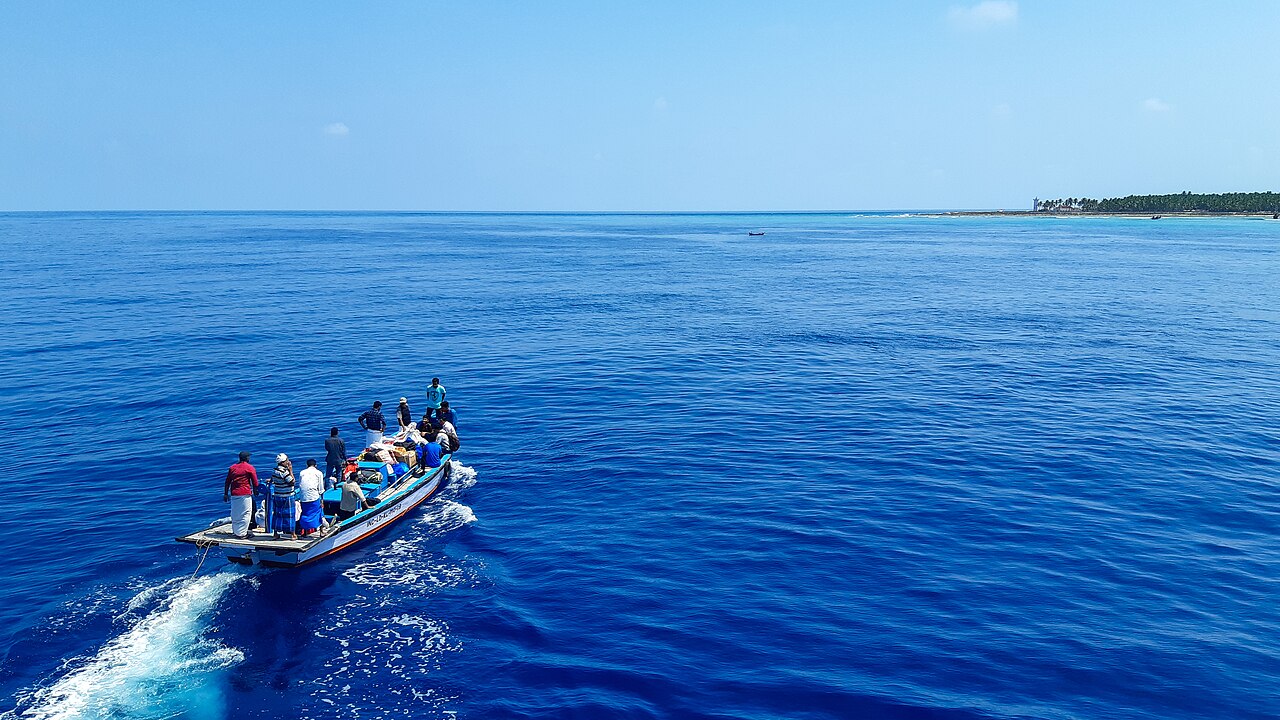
[{"left": 0, "top": 211, "right": 1276, "bottom": 720}]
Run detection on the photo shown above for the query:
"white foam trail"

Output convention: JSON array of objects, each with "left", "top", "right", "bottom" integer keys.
[
  {"left": 342, "top": 461, "right": 478, "bottom": 590},
  {"left": 447, "top": 460, "right": 477, "bottom": 491},
  {"left": 118, "top": 577, "right": 186, "bottom": 619},
  {"left": 309, "top": 603, "right": 461, "bottom": 715},
  {"left": 12, "top": 571, "right": 246, "bottom": 720},
  {"left": 425, "top": 499, "right": 477, "bottom": 532},
  {"left": 343, "top": 533, "right": 475, "bottom": 590},
  {"left": 45, "top": 589, "right": 115, "bottom": 633}
]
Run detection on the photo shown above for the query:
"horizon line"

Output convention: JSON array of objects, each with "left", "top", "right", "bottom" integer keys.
[{"left": 0, "top": 208, "right": 983, "bottom": 215}]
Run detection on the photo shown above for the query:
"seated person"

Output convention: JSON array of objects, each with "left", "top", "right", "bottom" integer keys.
[
  {"left": 432, "top": 418, "right": 459, "bottom": 453},
  {"left": 418, "top": 438, "right": 443, "bottom": 468},
  {"left": 336, "top": 472, "right": 374, "bottom": 522},
  {"left": 431, "top": 401, "right": 458, "bottom": 428},
  {"left": 434, "top": 430, "right": 453, "bottom": 454}
]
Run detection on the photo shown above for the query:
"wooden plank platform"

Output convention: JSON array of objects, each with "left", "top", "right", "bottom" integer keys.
[{"left": 177, "top": 523, "right": 329, "bottom": 551}]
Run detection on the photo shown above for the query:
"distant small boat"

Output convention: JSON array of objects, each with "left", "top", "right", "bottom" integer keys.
[
  {"left": 748, "top": 232, "right": 765, "bottom": 236},
  {"left": 1151, "top": 215, "right": 1161, "bottom": 220}
]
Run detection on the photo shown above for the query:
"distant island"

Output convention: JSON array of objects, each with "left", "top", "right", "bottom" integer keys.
[
  {"left": 1036, "top": 191, "right": 1280, "bottom": 214},
  {"left": 944, "top": 192, "right": 1280, "bottom": 218}
]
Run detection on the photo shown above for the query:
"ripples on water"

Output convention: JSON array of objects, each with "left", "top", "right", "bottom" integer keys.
[{"left": 0, "top": 213, "right": 1277, "bottom": 719}]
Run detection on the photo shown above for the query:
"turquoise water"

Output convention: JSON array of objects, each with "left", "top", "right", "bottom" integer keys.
[{"left": 0, "top": 212, "right": 1277, "bottom": 719}]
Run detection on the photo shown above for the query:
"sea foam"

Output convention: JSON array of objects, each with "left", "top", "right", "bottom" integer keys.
[
  {"left": 341, "top": 461, "right": 479, "bottom": 590},
  {"left": 11, "top": 571, "right": 246, "bottom": 720}
]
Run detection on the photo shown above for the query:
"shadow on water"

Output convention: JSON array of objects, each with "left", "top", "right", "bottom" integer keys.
[{"left": 217, "top": 567, "right": 343, "bottom": 697}]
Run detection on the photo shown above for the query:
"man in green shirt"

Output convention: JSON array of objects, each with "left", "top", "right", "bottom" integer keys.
[{"left": 425, "top": 377, "right": 446, "bottom": 410}]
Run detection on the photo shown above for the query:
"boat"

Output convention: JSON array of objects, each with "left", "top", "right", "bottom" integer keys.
[
  {"left": 178, "top": 437, "right": 452, "bottom": 568},
  {"left": 748, "top": 232, "right": 765, "bottom": 236}
]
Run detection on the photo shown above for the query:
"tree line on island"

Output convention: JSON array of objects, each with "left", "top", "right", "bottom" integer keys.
[{"left": 1035, "top": 191, "right": 1280, "bottom": 214}]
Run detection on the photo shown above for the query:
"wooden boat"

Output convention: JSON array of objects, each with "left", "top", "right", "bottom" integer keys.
[
  {"left": 178, "top": 442, "right": 452, "bottom": 568},
  {"left": 748, "top": 232, "right": 765, "bottom": 236}
]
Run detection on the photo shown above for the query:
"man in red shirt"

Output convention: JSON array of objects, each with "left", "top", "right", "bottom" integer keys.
[{"left": 223, "top": 451, "right": 259, "bottom": 538}]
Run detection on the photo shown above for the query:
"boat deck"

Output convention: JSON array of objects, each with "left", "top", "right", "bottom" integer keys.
[
  {"left": 176, "top": 452, "right": 452, "bottom": 565},
  {"left": 178, "top": 523, "right": 326, "bottom": 552}
]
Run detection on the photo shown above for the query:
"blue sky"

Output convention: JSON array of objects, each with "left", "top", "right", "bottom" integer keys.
[{"left": 2, "top": 1, "right": 1277, "bottom": 211}]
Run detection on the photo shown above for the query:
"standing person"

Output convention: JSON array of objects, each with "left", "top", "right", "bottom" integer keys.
[
  {"left": 425, "top": 378, "right": 446, "bottom": 412},
  {"left": 324, "top": 427, "right": 346, "bottom": 490},
  {"left": 297, "top": 458, "right": 325, "bottom": 537},
  {"left": 397, "top": 397, "right": 413, "bottom": 431},
  {"left": 269, "top": 453, "right": 298, "bottom": 540},
  {"left": 357, "top": 400, "right": 386, "bottom": 448},
  {"left": 222, "top": 451, "right": 258, "bottom": 539}
]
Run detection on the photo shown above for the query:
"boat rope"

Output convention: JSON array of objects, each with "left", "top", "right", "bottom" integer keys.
[{"left": 191, "top": 539, "right": 216, "bottom": 579}]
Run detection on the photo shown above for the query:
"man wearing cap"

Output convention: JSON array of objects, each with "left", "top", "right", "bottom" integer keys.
[
  {"left": 223, "top": 451, "right": 259, "bottom": 539},
  {"left": 397, "top": 397, "right": 413, "bottom": 431},
  {"left": 269, "top": 453, "right": 298, "bottom": 540},
  {"left": 357, "top": 400, "right": 386, "bottom": 447},
  {"left": 425, "top": 378, "right": 446, "bottom": 412}
]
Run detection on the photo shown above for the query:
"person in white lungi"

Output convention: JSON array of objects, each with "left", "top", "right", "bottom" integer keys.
[
  {"left": 223, "top": 451, "right": 259, "bottom": 538},
  {"left": 357, "top": 400, "right": 386, "bottom": 447}
]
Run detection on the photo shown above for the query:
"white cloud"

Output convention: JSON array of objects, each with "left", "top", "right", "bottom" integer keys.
[
  {"left": 323, "top": 122, "right": 350, "bottom": 136},
  {"left": 1143, "top": 98, "right": 1170, "bottom": 112},
  {"left": 949, "top": 1, "right": 1018, "bottom": 30}
]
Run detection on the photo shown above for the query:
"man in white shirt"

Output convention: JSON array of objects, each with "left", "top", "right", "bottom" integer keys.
[
  {"left": 299, "top": 460, "right": 325, "bottom": 502},
  {"left": 436, "top": 419, "right": 459, "bottom": 453},
  {"left": 297, "top": 458, "right": 327, "bottom": 536}
]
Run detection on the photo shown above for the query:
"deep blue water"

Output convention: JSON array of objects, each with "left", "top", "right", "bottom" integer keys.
[{"left": 0, "top": 211, "right": 1278, "bottom": 720}]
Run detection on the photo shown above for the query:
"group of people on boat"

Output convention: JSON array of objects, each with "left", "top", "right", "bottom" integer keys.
[
  {"left": 356, "top": 378, "right": 450, "bottom": 446},
  {"left": 221, "top": 379, "right": 461, "bottom": 541}
]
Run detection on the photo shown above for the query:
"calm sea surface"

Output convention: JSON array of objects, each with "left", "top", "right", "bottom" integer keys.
[{"left": 0, "top": 212, "right": 1277, "bottom": 720}]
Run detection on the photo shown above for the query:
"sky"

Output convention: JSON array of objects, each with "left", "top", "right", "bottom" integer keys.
[{"left": 1, "top": 1, "right": 1278, "bottom": 211}]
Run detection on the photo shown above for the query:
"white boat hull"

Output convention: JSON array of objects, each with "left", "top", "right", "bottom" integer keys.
[{"left": 179, "top": 460, "right": 451, "bottom": 567}]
